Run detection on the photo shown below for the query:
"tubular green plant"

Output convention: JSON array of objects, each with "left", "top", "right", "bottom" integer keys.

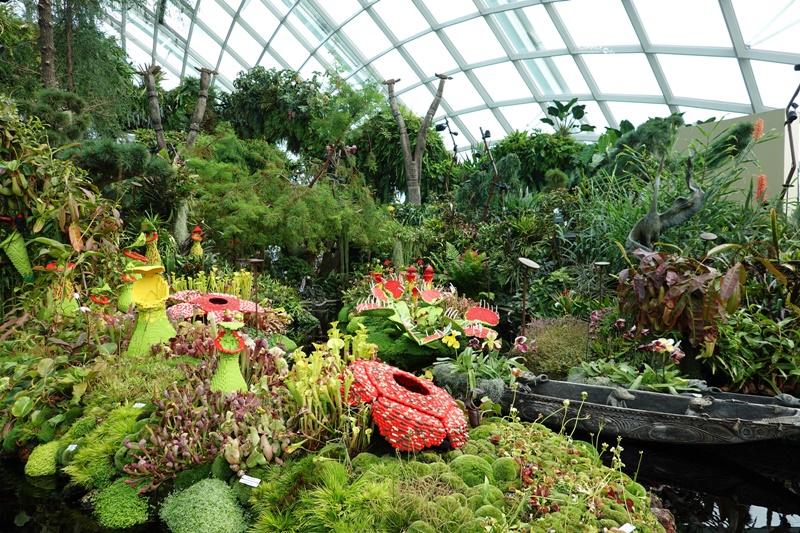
[{"left": 284, "top": 323, "right": 375, "bottom": 454}]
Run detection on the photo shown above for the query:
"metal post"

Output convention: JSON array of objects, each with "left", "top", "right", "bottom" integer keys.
[
  {"left": 594, "top": 261, "right": 610, "bottom": 305},
  {"left": 518, "top": 257, "right": 540, "bottom": 335}
]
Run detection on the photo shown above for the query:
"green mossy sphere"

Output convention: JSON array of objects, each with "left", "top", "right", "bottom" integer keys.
[
  {"left": 468, "top": 425, "right": 495, "bottom": 441},
  {"left": 439, "top": 472, "right": 469, "bottom": 491},
  {"left": 475, "top": 504, "right": 506, "bottom": 524},
  {"left": 428, "top": 462, "right": 449, "bottom": 475},
  {"left": 492, "top": 457, "right": 520, "bottom": 482},
  {"left": 466, "top": 484, "right": 505, "bottom": 506},
  {"left": 24, "top": 440, "right": 60, "bottom": 477},
  {"left": 404, "top": 461, "right": 432, "bottom": 478},
  {"left": 444, "top": 449, "right": 462, "bottom": 462},
  {"left": 448, "top": 454, "right": 495, "bottom": 487},
  {"left": 93, "top": 478, "right": 149, "bottom": 529},
  {"left": 351, "top": 452, "right": 381, "bottom": 472},
  {"left": 406, "top": 521, "right": 437, "bottom": 533},
  {"left": 159, "top": 478, "right": 247, "bottom": 533},
  {"left": 460, "top": 442, "right": 481, "bottom": 456}
]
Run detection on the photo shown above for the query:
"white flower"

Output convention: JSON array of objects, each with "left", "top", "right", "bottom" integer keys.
[{"left": 78, "top": 306, "right": 91, "bottom": 313}]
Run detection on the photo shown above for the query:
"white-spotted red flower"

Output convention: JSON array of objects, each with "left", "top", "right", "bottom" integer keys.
[{"left": 345, "top": 359, "right": 468, "bottom": 452}]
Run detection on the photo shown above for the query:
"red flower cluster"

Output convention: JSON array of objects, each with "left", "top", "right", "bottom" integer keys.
[{"left": 345, "top": 359, "right": 468, "bottom": 452}]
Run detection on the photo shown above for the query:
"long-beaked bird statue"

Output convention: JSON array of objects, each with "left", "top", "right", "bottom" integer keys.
[{"left": 626, "top": 153, "right": 704, "bottom": 252}]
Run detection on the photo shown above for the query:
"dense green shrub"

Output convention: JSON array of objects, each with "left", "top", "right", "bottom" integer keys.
[
  {"left": 92, "top": 478, "right": 150, "bottom": 529},
  {"left": 521, "top": 316, "right": 589, "bottom": 379},
  {"left": 63, "top": 406, "right": 140, "bottom": 489},
  {"left": 159, "top": 478, "right": 247, "bottom": 533},
  {"left": 24, "top": 440, "right": 60, "bottom": 477}
]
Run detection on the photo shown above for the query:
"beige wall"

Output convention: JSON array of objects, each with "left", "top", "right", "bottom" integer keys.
[{"left": 674, "top": 108, "right": 798, "bottom": 212}]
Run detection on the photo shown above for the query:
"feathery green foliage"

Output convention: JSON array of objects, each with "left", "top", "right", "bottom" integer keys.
[
  {"left": 159, "top": 478, "right": 247, "bottom": 533},
  {"left": 91, "top": 477, "right": 150, "bottom": 529},
  {"left": 63, "top": 406, "right": 141, "bottom": 489}
]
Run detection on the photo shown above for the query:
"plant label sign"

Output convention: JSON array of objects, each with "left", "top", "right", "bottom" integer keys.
[
  {"left": 133, "top": 402, "right": 146, "bottom": 408},
  {"left": 620, "top": 525, "right": 636, "bottom": 533},
  {"left": 239, "top": 475, "right": 261, "bottom": 488},
  {"left": 66, "top": 444, "right": 78, "bottom": 452}
]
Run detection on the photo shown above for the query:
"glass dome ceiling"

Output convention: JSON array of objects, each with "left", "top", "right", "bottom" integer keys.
[{"left": 103, "top": 0, "right": 800, "bottom": 150}]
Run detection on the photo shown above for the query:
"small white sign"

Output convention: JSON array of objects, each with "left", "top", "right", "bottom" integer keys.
[
  {"left": 66, "top": 444, "right": 78, "bottom": 451},
  {"left": 239, "top": 475, "right": 261, "bottom": 488},
  {"left": 619, "top": 524, "right": 636, "bottom": 533},
  {"left": 133, "top": 402, "right": 146, "bottom": 408}
]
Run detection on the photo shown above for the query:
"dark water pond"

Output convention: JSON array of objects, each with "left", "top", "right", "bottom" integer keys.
[
  {"left": 594, "top": 435, "right": 800, "bottom": 532},
  {"left": 2, "top": 437, "right": 799, "bottom": 532}
]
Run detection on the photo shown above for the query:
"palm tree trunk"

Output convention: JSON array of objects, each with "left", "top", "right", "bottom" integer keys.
[
  {"left": 185, "top": 66, "right": 218, "bottom": 148},
  {"left": 137, "top": 65, "right": 167, "bottom": 151},
  {"left": 38, "top": 0, "right": 58, "bottom": 88}
]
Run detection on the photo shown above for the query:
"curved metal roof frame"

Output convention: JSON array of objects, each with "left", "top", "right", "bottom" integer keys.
[{"left": 104, "top": 0, "right": 800, "bottom": 150}]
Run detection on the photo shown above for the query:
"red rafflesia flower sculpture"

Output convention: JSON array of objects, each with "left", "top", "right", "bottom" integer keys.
[{"left": 346, "top": 359, "right": 468, "bottom": 452}]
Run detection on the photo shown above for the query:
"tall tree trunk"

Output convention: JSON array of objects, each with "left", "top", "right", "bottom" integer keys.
[
  {"left": 64, "top": 0, "right": 74, "bottom": 91},
  {"left": 185, "top": 66, "right": 218, "bottom": 148},
  {"left": 64, "top": 0, "right": 75, "bottom": 92},
  {"left": 137, "top": 65, "right": 167, "bottom": 151},
  {"left": 383, "top": 74, "right": 451, "bottom": 206},
  {"left": 38, "top": 0, "right": 57, "bottom": 88}
]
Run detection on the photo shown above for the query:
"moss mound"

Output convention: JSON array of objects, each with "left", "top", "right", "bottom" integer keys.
[
  {"left": 159, "top": 478, "right": 247, "bottom": 533},
  {"left": 491, "top": 457, "right": 520, "bottom": 482},
  {"left": 24, "top": 440, "right": 60, "bottom": 477},
  {"left": 92, "top": 478, "right": 149, "bottom": 529},
  {"left": 448, "top": 454, "right": 494, "bottom": 487}
]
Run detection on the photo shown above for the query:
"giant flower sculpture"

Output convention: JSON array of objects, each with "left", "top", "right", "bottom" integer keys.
[
  {"left": 210, "top": 321, "right": 247, "bottom": 393},
  {"left": 118, "top": 250, "right": 148, "bottom": 312},
  {"left": 167, "top": 290, "right": 265, "bottom": 322},
  {"left": 127, "top": 265, "right": 176, "bottom": 357},
  {"left": 346, "top": 359, "right": 468, "bottom": 452}
]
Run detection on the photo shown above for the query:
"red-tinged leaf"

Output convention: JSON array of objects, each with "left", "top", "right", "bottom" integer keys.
[
  {"left": 68, "top": 195, "right": 80, "bottom": 223},
  {"left": 68, "top": 223, "right": 83, "bottom": 252},
  {"left": 719, "top": 262, "right": 742, "bottom": 302},
  {"left": 618, "top": 269, "right": 630, "bottom": 285},
  {"left": 57, "top": 205, "right": 66, "bottom": 232}
]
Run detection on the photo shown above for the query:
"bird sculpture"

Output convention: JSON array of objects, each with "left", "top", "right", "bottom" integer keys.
[{"left": 626, "top": 153, "right": 705, "bottom": 252}]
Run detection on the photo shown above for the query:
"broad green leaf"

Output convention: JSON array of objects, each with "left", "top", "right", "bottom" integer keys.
[
  {"left": 11, "top": 396, "right": 33, "bottom": 418},
  {"left": 36, "top": 358, "right": 55, "bottom": 377}
]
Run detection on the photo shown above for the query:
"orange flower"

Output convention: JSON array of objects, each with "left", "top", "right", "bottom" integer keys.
[
  {"left": 753, "top": 119, "right": 764, "bottom": 141},
  {"left": 756, "top": 173, "right": 767, "bottom": 203}
]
